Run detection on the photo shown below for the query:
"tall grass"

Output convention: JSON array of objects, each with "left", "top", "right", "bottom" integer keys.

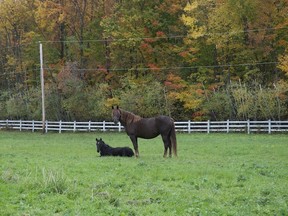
[
  {"left": 41, "top": 168, "right": 67, "bottom": 194},
  {"left": 0, "top": 131, "right": 287, "bottom": 215}
]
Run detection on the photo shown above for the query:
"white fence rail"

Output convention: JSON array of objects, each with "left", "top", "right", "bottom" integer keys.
[{"left": 1, "top": 119, "right": 288, "bottom": 134}]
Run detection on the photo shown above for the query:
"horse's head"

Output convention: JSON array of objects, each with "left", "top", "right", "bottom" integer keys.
[
  {"left": 96, "top": 138, "right": 104, "bottom": 153},
  {"left": 112, "top": 106, "right": 121, "bottom": 124}
]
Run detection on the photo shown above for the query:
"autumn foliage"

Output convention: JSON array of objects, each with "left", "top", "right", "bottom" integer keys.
[{"left": 0, "top": 0, "right": 288, "bottom": 121}]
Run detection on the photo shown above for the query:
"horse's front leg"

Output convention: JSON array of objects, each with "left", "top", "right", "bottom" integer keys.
[{"left": 129, "top": 135, "right": 139, "bottom": 158}]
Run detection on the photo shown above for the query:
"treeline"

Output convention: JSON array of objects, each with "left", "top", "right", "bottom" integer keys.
[{"left": 0, "top": 0, "right": 288, "bottom": 121}]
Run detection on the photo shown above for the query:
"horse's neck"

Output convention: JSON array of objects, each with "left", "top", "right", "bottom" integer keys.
[
  {"left": 120, "top": 110, "right": 141, "bottom": 125},
  {"left": 101, "top": 143, "right": 112, "bottom": 151}
]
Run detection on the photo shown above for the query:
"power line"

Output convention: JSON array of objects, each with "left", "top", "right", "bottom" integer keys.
[
  {"left": 0, "top": 26, "right": 285, "bottom": 50},
  {"left": 38, "top": 27, "right": 286, "bottom": 44},
  {"left": 1, "top": 42, "right": 37, "bottom": 50},
  {"left": 0, "top": 61, "right": 279, "bottom": 77},
  {"left": 43, "top": 61, "right": 279, "bottom": 71}
]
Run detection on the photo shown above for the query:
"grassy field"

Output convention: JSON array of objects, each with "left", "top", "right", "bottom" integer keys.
[{"left": 0, "top": 131, "right": 287, "bottom": 216}]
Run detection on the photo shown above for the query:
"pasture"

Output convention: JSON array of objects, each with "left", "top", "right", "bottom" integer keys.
[{"left": 0, "top": 131, "right": 287, "bottom": 215}]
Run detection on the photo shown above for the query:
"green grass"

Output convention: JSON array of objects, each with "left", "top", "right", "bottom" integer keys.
[{"left": 0, "top": 131, "right": 287, "bottom": 216}]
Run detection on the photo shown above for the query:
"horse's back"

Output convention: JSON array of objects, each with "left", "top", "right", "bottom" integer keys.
[
  {"left": 132, "top": 115, "right": 173, "bottom": 138},
  {"left": 155, "top": 115, "right": 174, "bottom": 131},
  {"left": 123, "top": 147, "right": 134, "bottom": 157},
  {"left": 155, "top": 115, "right": 173, "bottom": 124},
  {"left": 112, "top": 147, "right": 134, "bottom": 157}
]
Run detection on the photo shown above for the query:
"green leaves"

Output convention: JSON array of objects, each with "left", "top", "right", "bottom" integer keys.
[{"left": 0, "top": 0, "right": 288, "bottom": 121}]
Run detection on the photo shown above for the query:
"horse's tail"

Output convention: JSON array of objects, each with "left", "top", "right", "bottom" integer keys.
[{"left": 170, "top": 120, "right": 177, "bottom": 157}]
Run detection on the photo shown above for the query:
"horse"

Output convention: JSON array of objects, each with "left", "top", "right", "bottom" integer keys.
[
  {"left": 96, "top": 138, "right": 134, "bottom": 157},
  {"left": 112, "top": 106, "right": 177, "bottom": 158}
]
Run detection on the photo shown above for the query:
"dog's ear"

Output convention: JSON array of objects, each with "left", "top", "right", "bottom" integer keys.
[
  {"left": 116, "top": 105, "right": 119, "bottom": 109},
  {"left": 96, "top": 138, "right": 99, "bottom": 141},
  {"left": 100, "top": 138, "right": 102, "bottom": 141}
]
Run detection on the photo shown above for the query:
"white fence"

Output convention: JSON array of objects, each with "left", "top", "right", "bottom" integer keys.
[{"left": 1, "top": 119, "right": 288, "bottom": 134}]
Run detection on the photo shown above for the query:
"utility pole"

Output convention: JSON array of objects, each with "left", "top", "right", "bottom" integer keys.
[{"left": 39, "top": 42, "right": 46, "bottom": 133}]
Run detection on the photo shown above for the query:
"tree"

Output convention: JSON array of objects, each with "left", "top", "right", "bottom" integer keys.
[
  {"left": 0, "top": 0, "right": 38, "bottom": 89},
  {"left": 182, "top": 0, "right": 287, "bottom": 84},
  {"left": 165, "top": 73, "right": 205, "bottom": 120},
  {"left": 101, "top": 0, "right": 187, "bottom": 80},
  {"left": 115, "top": 75, "right": 168, "bottom": 117},
  {"left": 0, "top": 0, "right": 287, "bottom": 121}
]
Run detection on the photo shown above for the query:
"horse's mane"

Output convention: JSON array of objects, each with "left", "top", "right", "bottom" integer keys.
[
  {"left": 100, "top": 142, "right": 108, "bottom": 147},
  {"left": 120, "top": 109, "right": 142, "bottom": 124},
  {"left": 99, "top": 140, "right": 111, "bottom": 150}
]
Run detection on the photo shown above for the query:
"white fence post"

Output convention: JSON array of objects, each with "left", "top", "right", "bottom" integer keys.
[
  {"left": 59, "top": 120, "right": 62, "bottom": 133},
  {"left": 20, "top": 120, "right": 22, "bottom": 132},
  {"left": 88, "top": 121, "right": 91, "bottom": 132},
  {"left": 226, "top": 119, "right": 229, "bottom": 133},
  {"left": 32, "top": 120, "right": 35, "bottom": 132},
  {"left": 73, "top": 121, "right": 76, "bottom": 132},
  {"left": 188, "top": 120, "right": 191, "bottom": 133},
  {"left": 45, "top": 120, "right": 48, "bottom": 133},
  {"left": 103, "top": 121, "right": 106, "bottom": 132},
  {"left": 118, "top": 122, "right": 121, "bottom": 132},
  {"left": 247, "top": 120, "right": 250, "bottom": 134},
  {"left": 207, "top": 120, "right": 210, "bottom": 134},
  {"left": 268, "top": 119, "right": 271, "bottom": 134}
]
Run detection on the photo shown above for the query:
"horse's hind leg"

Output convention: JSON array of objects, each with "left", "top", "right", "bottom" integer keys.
[{"left": 161, "top": 134, "right": 171, "bottom": 158}]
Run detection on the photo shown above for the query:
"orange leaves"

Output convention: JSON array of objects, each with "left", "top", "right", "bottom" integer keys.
[
  {"left": 158, "top": 0, "right": 182, "bottom": 14},
  {"left": 142, "top": 37, "right": 155, "bottom": 43},
  {"left": 165, "top": 73, "right": 205, "bottom": 113},
  {"left": 165, "top": 73, "right": 186, "bottom": 90},
  {"left": 179, "top": 51, "right": 189, "bottom": 58},
  {"left": 140, "top": 42, "right": 153, "bottom": 54},
  {"left": 147, "top": 63, "right": 161, "bottom": 71},
  {"left": 156, "top": 31, "right": 166, "bottom": 38},
  {"left": 82, "top": 67, "right": 116, "bottom": 86}
]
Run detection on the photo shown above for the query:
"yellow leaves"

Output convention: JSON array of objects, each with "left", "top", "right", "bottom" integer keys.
[
  {"left": 165, "top": 74, "right": 204, "bottom": 111},
  {"left": 35, "top": 0, "right": 67, "bottom": 31},
  {"left": 189, "top": 27, "right": 206, "bottom": 39},
  {"left": 58, "top": 12, "right": 66, "bottom": 23},
  {"left": 167, "top": 90, "right": 203, "bottom": 111},
  {"left": 181, "top": 1, "right": 207, "bottom": 40},
  {"left": 181, "top": 15, "right": 196, "bottom": 26},
  {"left": 0, "top": 0, "right": 29, "bottom": 29},
  {"left": 6, "top": 55, "right": 16, "bottom": 66},
  {"left": 278, "top": 52, "right": 288, "bottom": 77},
  {"left": 22, "top": 31, "right": 39, "bottom": 44},
  {"left": 171, "top": 90, "right": 203, "bottom": 110},
  {"left": 183, "top": 2, "right": 198, "bottom": 12},
  {"left": 105, "top": 98, "right": 120, "bottom": 108}
]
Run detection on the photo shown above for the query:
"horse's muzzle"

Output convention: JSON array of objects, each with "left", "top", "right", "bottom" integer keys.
[{"left": 113, "top": 118, "right": 119, "bottom": 124}]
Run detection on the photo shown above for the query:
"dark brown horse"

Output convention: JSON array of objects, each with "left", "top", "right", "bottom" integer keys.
[
  {"left": 112, "top": 106, "right": 177, "bottom": 158},
  {"left": 96, "top": 138, "right": 134, "bottom": 157}
]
